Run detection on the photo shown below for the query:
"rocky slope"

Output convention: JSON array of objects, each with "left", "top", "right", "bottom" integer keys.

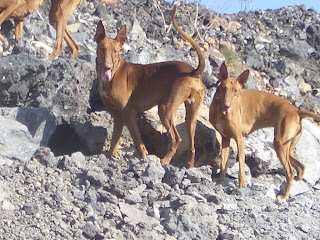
[{"left": 1, "top": 0, "right": 320, "bottom": 239}]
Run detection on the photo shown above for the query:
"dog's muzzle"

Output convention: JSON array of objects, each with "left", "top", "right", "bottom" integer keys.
[
  {"left": 222, "top": 106, "right": 231, "bottom": 115},
  {"left": 101, "top": 66, "right": 112, "bottom": 83},
  {"left": 220, "top": 102, "right": 231, "bottom": 115}
]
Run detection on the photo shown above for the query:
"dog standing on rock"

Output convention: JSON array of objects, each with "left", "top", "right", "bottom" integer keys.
[
  {"left": 94, "top": 5, "right": 205, "bottom": 168},
  {"left": 209, "top": 62, "right": 320, "bottom": 200}
]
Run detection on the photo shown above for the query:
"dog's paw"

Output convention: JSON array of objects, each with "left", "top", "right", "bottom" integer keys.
[
  {"left": 141, "top": 149, "right": 148, "bottom": 158},
  {"left": 108, "top": 151, "right": 118, "bottom": 159},
  {"left": 276, "top": 194, "right": 288, "bottom": 203},
  {"left": 160, "top": 157, "right": 170, "bottom": 165},
  {"left": 239, "top": 181, "right": 247, "bottom": 188},
  {"left": 186, "top": 162, "right": 194, "bottom": 169},
  {"left": 212, "top": 181, "right": 219, "bottom": 186}
]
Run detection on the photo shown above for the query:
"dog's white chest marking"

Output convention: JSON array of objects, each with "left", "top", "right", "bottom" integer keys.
[{"left": 99, "top": 88, "right": 108, "bottom": 99}]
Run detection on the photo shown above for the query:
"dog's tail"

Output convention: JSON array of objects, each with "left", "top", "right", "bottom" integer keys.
[
  {"left": 172, "top": 4, "right": 205, "bottom": 78},
  {"left": 299, "top": 110, "right": 320, "bottom": 121}
]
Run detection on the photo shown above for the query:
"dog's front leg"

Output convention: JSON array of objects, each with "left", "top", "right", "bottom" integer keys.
[
  {"left": 217, "top": 137, "right": 231, "bottom": 185},
  {"left": 123, "top": 109, "right": 148, "bottom": 158},
  {"left": 109, "top": 112, "right": 124, "bottom": 157},
  {"left": 14, "top": 19, "right": 24, "bottom": 41},
  {"left": 236, "top": 135, "right": 246, "bottom": 188}
]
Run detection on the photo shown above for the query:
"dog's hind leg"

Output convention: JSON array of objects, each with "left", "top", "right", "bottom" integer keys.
[
  {"left": 159, "top": 103, "right": 181, "bottom": 165},
  {"left": 274, "top": 140, "right": 293, "bottom": 201},
  {"left": 49, "top": 0, "right": 81, "bottom": 59},
  {"left": 184, "top": 93, "right": 202, "bottom": 168},
  {"left": 274, "top": 116, "right": 299, "bottom": 200},
  {"left": 0, "top": 34, "right": 8, "bottom": 49},
  {"left": 289, "top": 122, "right": 305, "bottom": 181},
  {"left": 64, "top": 28, "right": 79, "bottom": 59}
]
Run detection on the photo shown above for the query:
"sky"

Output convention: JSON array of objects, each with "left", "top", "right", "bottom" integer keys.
[{"left": 188, "top": 0, "right": 320, "bottom": 14}]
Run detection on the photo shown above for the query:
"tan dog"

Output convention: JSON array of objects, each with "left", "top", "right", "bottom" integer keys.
[
  {"left": 0, "top": 0, "right": 118, "bottom": 59},
  {"left": 209, "top": 62, "right": 320, "bottom": 200},
  {"left": 94, "top": 5, "right": 205, "bottom": 168}
]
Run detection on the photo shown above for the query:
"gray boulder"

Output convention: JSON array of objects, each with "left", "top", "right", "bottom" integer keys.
[
  {"left": 163, "top": 202, "right": 219, "bottom": 239},
  {"left": 0, "top": 107, "right": 55, "bottom": 162},
  {"left": 0, "top": 54, "right": 97, "bottom": 124}
]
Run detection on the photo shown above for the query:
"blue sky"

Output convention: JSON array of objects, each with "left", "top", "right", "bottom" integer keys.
[{"left": 186, "top": 0, "right": 320, "bottom": 14}]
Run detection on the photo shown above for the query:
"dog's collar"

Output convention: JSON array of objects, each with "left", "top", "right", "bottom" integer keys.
[{"left": 111, "top": 57, "right": 121, "bottom": 77}]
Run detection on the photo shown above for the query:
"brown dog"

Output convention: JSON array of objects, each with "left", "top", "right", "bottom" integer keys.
[
  {"left": 0, "top": 0, "right": 118, "bottom": 59},
  {"left": 94, "top": 5, "right": 205, "bottom": 168},
  {"left": 209, "top": 62, "right": 320, "bottom": 200}
]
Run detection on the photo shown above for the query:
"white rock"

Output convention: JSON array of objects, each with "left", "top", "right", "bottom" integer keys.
[{"left": 2, "top": 200, "right": 15, "bottom": 211}]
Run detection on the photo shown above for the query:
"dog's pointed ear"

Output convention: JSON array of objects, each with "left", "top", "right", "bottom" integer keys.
[
  {"left": 115, "top": 25, "right": 126, "bottom": 46},
  {"left": 94, "top": 20, "right": 106, "bottom": 43},
  {"left": 237, "top": 69, "right": 250, "bottom": 86},
  {"left": 219, "top": 62, "right": 228, "bottom": 80}
]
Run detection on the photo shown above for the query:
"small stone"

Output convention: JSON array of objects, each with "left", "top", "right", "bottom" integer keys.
[
  {"left": 23, "top": 202, "right": 39, "bottom": 215},
  {"left": 2, "top": 200, "right": 15, "bottom": 211}
]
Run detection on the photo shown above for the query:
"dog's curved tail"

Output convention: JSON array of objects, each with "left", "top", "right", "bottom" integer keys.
[
  {"left": 299, "top": 110, "right": 320, "bottom": 121},
  {"left": 172, "top": 4, "right": 205, "bottom": 78}
]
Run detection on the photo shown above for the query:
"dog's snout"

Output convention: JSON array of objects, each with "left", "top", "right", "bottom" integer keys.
[{"left": 223, "top": 101, "right": 230, "bottom": 108}]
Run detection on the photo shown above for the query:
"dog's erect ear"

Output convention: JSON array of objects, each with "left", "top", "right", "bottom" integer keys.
[
  {"left": 219, "top": 62, "right": 228, "bottom": 80},
  {"left": 115, "top": 25, "right": 126, "bottom": 46},
  {"left": 237, "top": 69, "right": 250, "bottom": 86},
  {"left": 94, "top": 20, "right": 106, "bottom": 43}
]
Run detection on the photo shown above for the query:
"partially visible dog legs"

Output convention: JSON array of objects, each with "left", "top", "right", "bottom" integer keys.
[
  {"left": 289, "top": 126, "right": 305, "bottom": 180},
  {"left": 185, "top": 92, "right": 203, "bottom": 168},
  {"left": 0, "top": 0, "right": 25, "bottom": 48},
  {"left": 159, "top": 78, "right": 204, "bottom": 168},
  {"left": 14, "top": 19, "right": 24, "bottom": 41},
  {"left": 158, "top": 103, "right": 182, "bottom": 165},
  {"left": 49, "top": 0, "right": 81, "bottom": 59},
  {"left": 218, "top": 137, "right": 231, "bottom": 185},
  {"left": 109, "top": 112, "right": 124, "bottom": 157},
  {"left": 123, "top": 108, "right": 148, "bottom": 158}
]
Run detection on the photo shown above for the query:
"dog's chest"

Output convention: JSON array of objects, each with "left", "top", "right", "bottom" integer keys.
[
  {"left": 98, "top": 84, "right": 126, "bottom": 109},
  {"left": 215, "top": 123, "right": 227, "bottom": 137},
  {"left": 99, "top": 88, "right": 108, "bottom": 99}
]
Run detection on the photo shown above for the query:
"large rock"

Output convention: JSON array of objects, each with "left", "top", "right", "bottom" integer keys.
[
  {"left": 0, "top": 54, "right": 97, "bottom": 124},
  {"left": 0, "top": 107, "right": 55, "bottom": 162},
  {"left": 162, "top": 201, "right": 219, "bottom": 239}
]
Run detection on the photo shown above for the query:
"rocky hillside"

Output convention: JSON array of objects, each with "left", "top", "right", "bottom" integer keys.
[{"left": 1, "top": 0, "right": 320, "bottom": 239}]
